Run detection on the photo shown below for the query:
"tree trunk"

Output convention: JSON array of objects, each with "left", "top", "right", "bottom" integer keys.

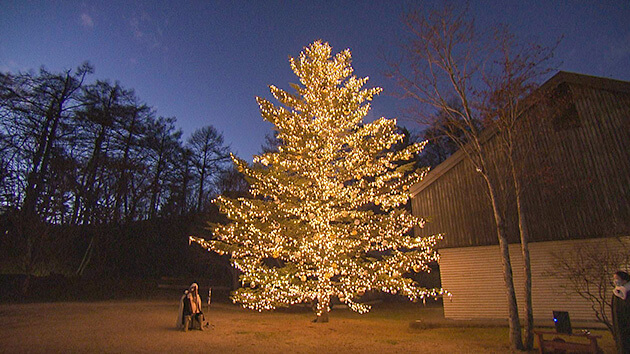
[
  {"left": 230, "top": 267, "right": 240, "bottom": 291},
  {"left": 485, "top": 176, "right": 524, "bottom": 351},
  {"left": 197, "top": 147, "right": 210, "bottom": 212},
  {"left": 114, "top": 128, "right": 133, "bottom": 221},
  {"left": 22, "top": 106, "right": 60, "bottom": 218},
  {"left": 315, "top": 295, "right": 330, "bottom": 323},
  {"left": 82, "top": 125, "right": 107, "bottom": 224},
  {"left": 17, "top": 212, "right": 38, "bottom": 295},
  {"left": 316, "top": 308, "right": 329, "bottom": 323},
  {"left": 76, "top": 233, "right": 95, "bottom": 276},
  {"left": 149, "top": 137, "right": 166, "bottom": 219},
  {"left": 513, "top": 165, "right": 534, "bottom": 350},
  {"left": 197, "top": 169, "right": 205, "bottom": 212},
  {"left": 181, "top": 161, "right": 191, "bottom": 215},
  {"left": 20, "top": 274, "right": 31, "bottom": 296},
  {"left": 23, "top": 72, "right": 76, "bottom": 218},
  {"left": 149, "top": 166, "right": 162, "bottom": 219}
]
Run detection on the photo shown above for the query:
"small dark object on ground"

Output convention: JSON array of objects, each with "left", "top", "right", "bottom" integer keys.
[
  {"left": 410, "top": 320, "right": 429, "bottom": 330},
  {"left": 553, "top": 311, "right": 572, "bottom": 334}
]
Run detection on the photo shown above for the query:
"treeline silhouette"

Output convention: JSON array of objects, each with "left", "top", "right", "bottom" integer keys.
[{"left": 0, "top": 63, "right": 247, "bottom": 296}]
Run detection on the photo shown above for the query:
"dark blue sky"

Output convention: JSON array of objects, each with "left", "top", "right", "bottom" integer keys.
[{"left": 2, "top": 1, "right": 629, "bottom": 160}]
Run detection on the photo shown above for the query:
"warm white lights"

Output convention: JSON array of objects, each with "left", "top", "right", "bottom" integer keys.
[{"left": 190, "top": 41, "right": 447, "bottom": 319}]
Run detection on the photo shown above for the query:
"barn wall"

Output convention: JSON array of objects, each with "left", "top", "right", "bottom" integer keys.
[
  {"left": 440, "top": 236, "right": 630, "bottom": 325},
  {"left": 412, "top": 73, "right": 630, "bottom": 248}
]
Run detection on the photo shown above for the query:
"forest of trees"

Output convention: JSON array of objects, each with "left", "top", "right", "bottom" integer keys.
[
  {"left": 0, "top": 61, "right": 451, "bottom": 296},
  {"left": 0, "top": 63, "right": 249, "bottom": 286},
  {"left": 0, "top": 63, "right": 237, "bottom": 222}
]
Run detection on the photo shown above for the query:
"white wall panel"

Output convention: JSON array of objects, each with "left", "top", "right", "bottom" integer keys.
[{"left": 440, "top": 236, "right": 630, "bottom": 325}]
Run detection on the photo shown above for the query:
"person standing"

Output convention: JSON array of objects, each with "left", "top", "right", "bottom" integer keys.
[
  {"left": 612, "top": 271, "right": 630, "bottom": 354},
  {"left": 176, "top": 283, "right": 206, "bottom": 332}
]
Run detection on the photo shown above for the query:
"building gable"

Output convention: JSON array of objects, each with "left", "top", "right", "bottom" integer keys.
[{"left": 411, "top": 71, "right": 630, "bottom": 248}]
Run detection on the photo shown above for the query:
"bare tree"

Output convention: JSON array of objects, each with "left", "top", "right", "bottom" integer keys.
[
  {"left": 1, "top": 62, "right": 238, "bottom": 279},
  {"left": 386, "top": 6, "right": 552, "bottom": 350},
  {"left": 143, "top": 116, "right": 182, "bottom": 219},
  {"left": 160, "top": 147, "right": 194, "bottom": 216},
  {"left": 109, "top": 99, "right": 153, "bottom": 222},
  {"left": 73, "top": 80, "right": 144, "bottom": 275},
  {"left": 479, "top": 26, "right": 559, "bottom": 349},
  {"left": 0, "top": 64, "right": 92, "bottom": 289},
  {"left": 260, "top": 131, "right": 282, "bottom": 154},
  {"left": 0, "top": 64, "right": 92, "bottom": 219},
  {"left": 186, "top": 126, "right": 230, "bottom": 212},
  {"left": 549, "top": 238, "right": 630, "bottom": 337},
  {"left": 416, "top": 101, "right": 480, "bottom": 168},
  {"left": 215, "top": 165, "right": 249, "bottom": 199},
  {"left": 73, "top": 80, "right": 125, "bottom": 225}
]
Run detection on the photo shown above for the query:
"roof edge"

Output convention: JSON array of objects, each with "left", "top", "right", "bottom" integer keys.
[{"left": 410, "top": 71, "right": 630, "bottom": 197}]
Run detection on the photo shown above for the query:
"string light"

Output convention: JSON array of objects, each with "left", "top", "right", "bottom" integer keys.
[{"left": 190, "top": 40, "right": 447, "bottom": 318}]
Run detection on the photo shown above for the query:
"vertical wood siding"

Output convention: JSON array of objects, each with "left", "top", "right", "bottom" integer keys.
[
  {"left": 440, "top": 237, "right": 630, "bottom": 325},
  {"left": 412, "top": 74, "right": 630, "bottom": 249}
]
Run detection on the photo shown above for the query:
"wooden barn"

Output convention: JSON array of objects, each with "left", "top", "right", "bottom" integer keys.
[{"left": 410, "top": 71, "right": 630, "bottom": 325}]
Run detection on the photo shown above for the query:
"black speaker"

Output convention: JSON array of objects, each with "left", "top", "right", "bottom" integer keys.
[{"left": 553, "top": 311, "right": 572, "bottom": 334}]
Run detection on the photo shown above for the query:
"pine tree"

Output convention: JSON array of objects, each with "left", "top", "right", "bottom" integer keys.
[{"left": 191, "top": 41, "right": 445, "bottom": 322}]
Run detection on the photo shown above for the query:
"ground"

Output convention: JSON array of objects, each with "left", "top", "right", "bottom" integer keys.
[{"left": 0, "top": 300, "right": 616, "bottom": 353}]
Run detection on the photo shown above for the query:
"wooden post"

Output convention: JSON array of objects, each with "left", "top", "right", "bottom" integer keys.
[{"left": 536, "top": 332, "right": 545, "bottom": 354}]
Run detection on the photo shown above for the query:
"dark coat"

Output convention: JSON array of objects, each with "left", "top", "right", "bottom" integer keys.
[
  {"left": 182, "top": 294, "right": 193, "bottom": 317},
  {"left": 612, "top": 292, "right": 630, "bottom": 354}
]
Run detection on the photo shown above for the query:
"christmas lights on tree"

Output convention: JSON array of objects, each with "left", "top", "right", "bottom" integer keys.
[{"left": 190, "top": 40, "right": 446, "bottom": 322}]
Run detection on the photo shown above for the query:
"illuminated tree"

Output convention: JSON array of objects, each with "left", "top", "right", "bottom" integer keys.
[{"left": 190, "top": 41, "right": 444, "bottom": 322}]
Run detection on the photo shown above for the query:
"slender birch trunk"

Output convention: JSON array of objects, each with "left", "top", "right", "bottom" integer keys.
[
  {"left": 484, "top": 175, "right": 524, "bottom": 351},
  {"left": 511, "top": 160, "right": 534, "bottom": 349}
]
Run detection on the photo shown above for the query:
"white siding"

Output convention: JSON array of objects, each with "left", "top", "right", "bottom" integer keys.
[{"left": 440, "top": 236, "right": 630, "bottom": 325}]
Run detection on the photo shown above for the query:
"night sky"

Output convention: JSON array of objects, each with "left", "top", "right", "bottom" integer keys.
[{"left": 2, "top": 0, "right": 629, "bottom": 161}]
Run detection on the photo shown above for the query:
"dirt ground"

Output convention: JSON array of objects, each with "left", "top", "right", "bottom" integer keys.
[{"left": 0, "top": 300, "right": 616, "bottom": 353}]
